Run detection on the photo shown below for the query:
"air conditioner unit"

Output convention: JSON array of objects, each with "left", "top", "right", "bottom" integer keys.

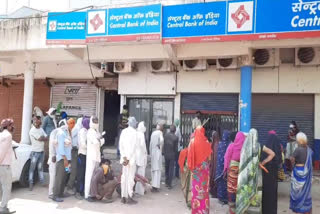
[
  {"left": 217, "top": 58, "right": 238, "bottom": 70},
  {"left": 295, "top": 47, "right": 320, "bottom": 66},
  {"left": 253, "top": 48, "right": 280, "bottom": 68},
  {"left": 113, "top": 62, "right": 136, "bottom": 74},
  {"left": 183, "top": 59, "right": 207, "bottom": 71},
  {"left": 149, "top": 61, "right": 173, "bottom": 73}
]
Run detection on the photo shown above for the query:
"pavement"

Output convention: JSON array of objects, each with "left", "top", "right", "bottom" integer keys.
[{"left": 4, "top": 147, "right": 320, "bottom": 213}]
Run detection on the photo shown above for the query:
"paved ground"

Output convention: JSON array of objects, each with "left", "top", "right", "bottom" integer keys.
[{"left": 4, "top": 148, "right": 320, "bottom": 213}]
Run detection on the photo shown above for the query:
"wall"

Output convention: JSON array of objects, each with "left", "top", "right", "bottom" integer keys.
[{"left": 118, "top": 62, "right": 176, "bottom": 95}]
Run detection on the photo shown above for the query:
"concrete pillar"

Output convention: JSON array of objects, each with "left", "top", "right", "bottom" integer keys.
[
  {"left": 20, "top": 62, "right": 35, "bottom": 144},
  {"left": 239, "top": 65, "right": 253, "bottom": 133},
  {"left": 174, "top": 93, "right": 181, "bottom": 120},
  {"left": 314, "top": 94, "right": 320, "bottom": 165}
]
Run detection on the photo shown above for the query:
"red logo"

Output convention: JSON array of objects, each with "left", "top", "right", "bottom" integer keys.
[
  {"left": 231, "top": 5, "right": 250, "bottom": 29},
  {"left": 90, "top": 14, "right": 103, "bottom": 31},
  {"left": 49, "top": 21, "right": 56, "bottom": 31}
]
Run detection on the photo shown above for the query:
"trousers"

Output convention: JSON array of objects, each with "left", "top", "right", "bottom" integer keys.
[
  {"left": 76, "top": 154, "right": 86, "bottom": 195},
  {"left": 165, "top": 158, "right": 175, "bottom": 187},
  {"left": 29, "top": 151, "right": 44, "bottom": 184},
  {"left": 54, "top": 160, "right": 68, "bottom": 198},
  {"left": 67, "top": 149, "right": 78, "bottom": 190},
  {"left": 48, "top": 162, "right": 56, "bottom": 196},
  {"left": 0, "top": 166, "right": 11, "bottom": 209}
]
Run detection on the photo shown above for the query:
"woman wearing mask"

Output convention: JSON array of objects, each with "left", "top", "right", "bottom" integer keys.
[
  {"left": 135, "top": 122, "right": 148, "bottom": 196},
  {"left": 224, "top": 132, "right": 246, "bottom": 214},
  {"left": 290, "top": 132, "right": 313, "bottom": 214}
]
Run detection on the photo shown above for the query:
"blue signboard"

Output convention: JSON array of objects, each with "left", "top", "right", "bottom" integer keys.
[
  {"left": 46, "top": 12, "right": 86, "bottom": 44},
  {"left": 86, "top": 4, "right": 161, "bottom": 43}
]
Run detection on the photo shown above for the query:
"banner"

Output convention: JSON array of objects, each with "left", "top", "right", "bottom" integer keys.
[
  {"left": 86, "top": 4, "right": 161, "bottom": 43},
  {"left": 46, "top": 12, "right": 86, "bottom": 45}
]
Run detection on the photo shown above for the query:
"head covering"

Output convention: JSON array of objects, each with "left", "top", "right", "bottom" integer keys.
[
  {"left": 174, "top": 119, "right": 180, "bottom": 127},
  {"left": 137, "top": 121, "right": 146, "bottom": 133},
  {"left": 61, "top": 111, "right": 68, "bottom": 120},
  {"left": 46, "top": 108, "right": 56, "bottom": 115},
  {"left": 187, "top": 126, "right": 212, "bottom": 171},
  {"left": 211, "top": 130, "right": 219, "bottom": 143},
  {"left": 89, "top": 116, "right": 99, "bottom": 130},
  {"left": 67, "top": 118, "right": 75, "bottom": 130},
  {"left": 33, "top": 106, "right": 43, "bottom": 118},
  {"left": 128, "top": 117, "right": 137, "bottom": 128},
  {"left": 224, "top": 132, "right": 246, "bottom": 172},
  {"left": 0, "top": 118, "right": 14, "bottom": 131},
  {"left": 59, "top": 119, "right": 68, "bottom": 130},
  {"left": 82, "top": 117, "right": 90, "bottom": 130}
]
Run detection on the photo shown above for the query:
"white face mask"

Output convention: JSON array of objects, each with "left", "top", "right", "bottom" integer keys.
[
  {"left": 49, "top": 114, "right": 56, "bottom": 119},
  {"left": 289, "top": 124, "right": 294, "bottom": 128},
  {"left": 91, "top": 122, "right": 99, "bottom": 130}
]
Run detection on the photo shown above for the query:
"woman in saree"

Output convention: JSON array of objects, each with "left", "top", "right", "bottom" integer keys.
[
  {"left": 260, "top": 132, "right": 281, "bottom": 214},
  {"left": 209, "top": 130, "right": 220, "bottom": 198},
  {"left": 290, "top": 132, "right": 313, "bottom": 214},
  {"left": 214, "top": 130, "right": 231, "bottom": 204},
  {"left": 224, "top": 132, "right": 246, "bottom": 214},
  {"left": 236, "top": 129, "right": 262, "bottom": 214},
  {"left": 187, "top": 126, "right": 212, "bottom": 214}
]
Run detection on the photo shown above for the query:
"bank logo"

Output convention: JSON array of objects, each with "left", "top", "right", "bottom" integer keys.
[
  {"left": 64, "top": 86, "right": 81, "bottom": 95},
  {"left": 228, "top": 1, "right": 254, "bottom": 32},
  {"left": 87, "top": 10, "right": 106, "bottom": 35},
  {"left": 48, "top": 20, "right": 57, "bottom": 32}
]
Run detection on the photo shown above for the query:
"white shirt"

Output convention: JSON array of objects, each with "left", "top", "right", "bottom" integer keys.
[
  {"left": 87, "top": 128, "right": 104, "bottom": 162},
  {"left": 0, "top": 130, "right": 14, "bottom": 165},
  {"left": 29, "top": 126, "right": 47, "bottom": 152},
  {"left": 78, "top": 128, "right": 88, "bottom": 155},
  {"left": 119, "top": 126, "right": 138, "bottom": 166},
  {"left": 136, "top": 131, "right": 147, "bottom": 167},
  {"left": 47, "top": 129, "right": 58, "bottom": 164},
  {"left": 149, "top": 130, "right": 164, "bottom": 171}
]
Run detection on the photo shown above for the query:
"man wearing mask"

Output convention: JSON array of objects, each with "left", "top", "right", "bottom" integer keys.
[
  {"left": 150, "top": 124, "right": 164, "bottom": 193},
  {"left": 117, "top": 105, "right": 129, "bottom": 159},
  {"left": 28, "top": 116, "right": 48, "bottom": 191},
  {"left": 42, "top": 108, "right": 57, "bottom": 136},
  {"left": 0, "top": 119, "right": 15, "bottom": 214},
  {"left": 52, "top": 119, "right": 72, "bottom": 203},
  {"left": 66, "top": 118, "right": 82, "bottom": 195},
  {"left": 85, "top": 117, "right": 105, "bottom": 200},
  {"left": 119, "top": 117, "right": 138, "bottom": 204},
  {"left": 75, "top": 117, "right": 90, "bottom": 199},
  {"left": 135, "top": 121, "right": 147, "bottom": 196},
  {"left": 163, "top": 125, "right": 179, "bottom": 189}
]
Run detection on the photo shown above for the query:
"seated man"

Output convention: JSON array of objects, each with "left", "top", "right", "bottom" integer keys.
[{"left": 88, "top": 159, "right": 119, "bottom": 203}]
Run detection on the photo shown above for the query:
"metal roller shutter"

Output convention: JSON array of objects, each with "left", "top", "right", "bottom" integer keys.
[
  {"left": 51, "top": 83, "right": 97, "bottom": 117},
  {"left": 181, "top": 93, "right": 239, "bottom": 113},
  {"left": 252, "top": 94, "right": 314, "bottom": 146}
]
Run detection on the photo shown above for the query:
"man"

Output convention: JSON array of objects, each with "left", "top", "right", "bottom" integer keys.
[
  {"left": 163, "top": 125, "right": 179, "bottom": 189},
  {"left": 85, "top": 117, "right": 105, "bottom": 199},
  {"left": 286, "top": 121, "right": 300, "bottom": 173},
  {"left": 192, "top": 111, "right": 202, "bottom": 131},
  {"left": 75, "top": 117, "right": 90, "bottom": 199},
  {"left": 52, "top": 119, "right": 72, "bottom": 202},
  {"left": 28, "top": 116, "right": 48, "bottom": 191},
  {"left": 42, "top": 108, "right": 57, "bottom": 136},
  {"left": 66, "top": 118, "right": 82, "bottom": 195},
  {"left": 47, "top": 126, "right": 59, "bottom": 199},
  {"left": 119, "top": 117, "right": 138, "bottom": 204},
  {"left": 88, "top": 159, "right": 119, "bottom": 203},
  {"left": 174, "top": 119, "right": 182, "bottom": 178},
  {"left": 117, "top": 105, "right": 129, "bottom": 158},
  {"left": 135, "top": 122, "right": 147, "bottom": 196},
  {"left": 0, "top": 119, "right": 15, "bottom": 214},
  {"left": 150, "top": 124, "right": 164, "bottom": 193}
]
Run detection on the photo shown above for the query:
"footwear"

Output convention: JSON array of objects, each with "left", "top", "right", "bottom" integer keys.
[
  {"left": 52, "top": 197, "right": 64, "bottom": 202},
  {"left": 102, "top": 198, "right": 113, "bottom": 204},
  {"left": 168, "top": 186, "right": 173, "bottom": 190},
  {"left": 48, "top": 195, "right": 54, "bottom": 200},
  {"left": 151, "top": 187, "right": 159, "bottom": 193},
  {"left": 29, "top": 183, "right": 33, "bottom": 191},
  {"left": 75, "top": 193, "right": 84, "bottom": 200},
  {"left": 86, "top": 197, "right": 95, "bottom": 202},
  {"left": 127, "top": 197, "right": 137, "bottom": 205},
  {"left": 121, "top": 197, "right": 127, "bottom": 204},
  {"left": 0, "top": 207, "right": 16, "bottom": 214},
  {"left": 61, "top": 192, "right": 72, "bottom": 198},
  {"left": 66, "top": 188, "right": 76, "bottom": 195}
]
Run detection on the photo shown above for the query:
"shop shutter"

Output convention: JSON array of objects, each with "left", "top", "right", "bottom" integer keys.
[
  {"left": 181, "top": 93, "right": 239, "bottom": 113},
  {"left": 51, "top": 83, "right": 97, "bottom": 117},
  {"left": 252, "top": 94, "right": 314, "bottom": 146}
]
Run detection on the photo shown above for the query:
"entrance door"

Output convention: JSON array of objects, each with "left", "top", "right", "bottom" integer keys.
[
  {"left": 128, "top": 98, "right": 174, "bottom": 149},
  {"left": 104, "top": 91, "right": 120, "bottom": 146}
]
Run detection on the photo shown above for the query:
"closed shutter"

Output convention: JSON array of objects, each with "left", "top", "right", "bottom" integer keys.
[
  {"left": 51, "top": 83, "right": 97, "bottom": 117},
  {"left": 252, "top": 94, "right": 314, "bottom": 145},
  {"left": 181, "top": 93, "right": 239, "bottom": 113}
]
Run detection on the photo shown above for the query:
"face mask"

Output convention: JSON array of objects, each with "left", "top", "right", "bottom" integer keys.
[
  {"left": 49, "top": 114, "right": 56, "bottom": 119},
  {"left": 289, "top": 124, "right": 294, "bottom": 128},
  {"left": 91, "top": 122, "right": 99, "bottom": 130}
]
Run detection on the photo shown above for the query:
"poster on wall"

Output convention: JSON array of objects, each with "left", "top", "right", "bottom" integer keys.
[{"left": 51, "top": 83, "right": 97, "bottom": 117}]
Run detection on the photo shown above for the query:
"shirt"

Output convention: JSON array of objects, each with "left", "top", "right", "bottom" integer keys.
[
  {"left": 29, "top": 126, "right": 47, "bottom": 152},
  {"left": 47, "top": 129, "right": 58, "bottom": 164},
  {"left": 78, "top": 128, "right": 88, "bottom": 155},
  {"left": 163, "top": 132, "right": 179, "bottom": 160},
  {"left": 192, "top": 117, "right": 202, "bottom": 130},
  {"left": 292, "top": 146, "right": 308, "bottom": 165},
  {"left": 175, "top": 126, "right": 183, "bottom": 151},
  {"left": 42, "top": 116, "right": 56, "bottom": 136},
  {"left": 0, "top": 130, "right": 14, "bottom": 165},
  {"left": 56, "top": 129, "right": 72, "bottom": 162}
]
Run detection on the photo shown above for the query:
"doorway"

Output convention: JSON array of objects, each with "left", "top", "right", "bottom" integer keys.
[
  {"left": 128, "top": 98, "right": 174, "bottom": 149},
  {"left": 103, "top": 91, "right": 120, "bottom": 146}
]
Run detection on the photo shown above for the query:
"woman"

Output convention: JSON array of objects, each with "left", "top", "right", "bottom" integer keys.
[
  {"left": 214, "top": 130, "right": 231, "bottom": 204},
  {"left": 209, "top": 130, "right": 220, "bottom": 198},
  {"left": 260, "top": 132, "right": 281, "bottom": 214},
  {"left": 290, "top": 132, "right": 313, "bottom": 214},
  {"left": 224, "top": 132, "right": 246, "bottom": 214},
  {"left": 236, "top": 129, "right": 262, "bottom": 214},
  {"left": 187, "top": 126, "right": 212, "bottom": 214}
]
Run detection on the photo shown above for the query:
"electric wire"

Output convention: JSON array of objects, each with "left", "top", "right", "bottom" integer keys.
[{"left": 86, "top": 45, "right": 96, "bottom": 81}]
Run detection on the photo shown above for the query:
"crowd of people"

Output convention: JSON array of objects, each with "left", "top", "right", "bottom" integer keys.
[
  {"left": 0, "top": 104, "right": 314, "bottom": 214},
  {"left": 179, "top": 120, "right": 313, "bottom": 214}
]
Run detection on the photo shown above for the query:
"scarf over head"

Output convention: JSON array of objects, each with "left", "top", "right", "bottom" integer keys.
[
  {"left": 82, "top": 117, "right": 90, "bottom": 130},
  {"left": 128, "top": 117, "right": 137, "bottom": 128},
  {"left": 187, "top": 127, "right": 212, "bottom": 171},
  {"left": 46, "top": 107, "right": 56, "bottom": 116},
  {"left": 224, "top": 132, "right": 246, "bottom": 172},
  {"left": 0, "top": 118, "right": 14, "bottom": 131},
  {"left": 137, "top": 121, "right": 146, "bottom": 133}
]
